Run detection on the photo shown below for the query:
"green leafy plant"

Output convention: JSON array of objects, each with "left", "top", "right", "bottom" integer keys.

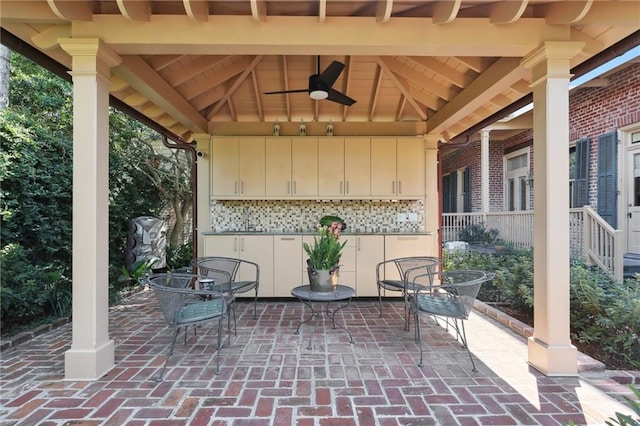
[
  {"left": 458, "top": 222, "right": 500, "bottom": 244},
  {"left": 303, "top": 216, "right": 348, "bottom": 270}
]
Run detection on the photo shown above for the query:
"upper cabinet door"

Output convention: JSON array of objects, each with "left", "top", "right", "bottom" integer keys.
[
  {"left": 292, "top": 137, "right": 318, "bottom": 196},
  {"left": 370, "top": 138, "right": 397, "bottom": 197},
  {"left": 318, "top": 137, "right": 345, "bottom": 197},
  {"left": 265, "top": 137, "right": 292, "bottom": 197},
  {"left": 345, "top": 138, "right": 371, "bottom": 197},
  {"left": 396, "top": 138, "right": 424, "bottom": 197},
  {"left": 211, "top": 137, "right": 239, "bottom": 197},
  {"left": 238, "top": 137, "right": 265, "bottom": 197}
]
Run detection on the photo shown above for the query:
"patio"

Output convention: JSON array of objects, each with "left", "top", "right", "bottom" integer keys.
[{"left": 0, "top": 289, "right": 637, "bottom": 426}]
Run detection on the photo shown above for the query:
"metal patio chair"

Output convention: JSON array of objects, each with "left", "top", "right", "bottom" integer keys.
[
  {"left": 145, "top": 273, "right": 234, "bottom": 382},
  {"left": 376, "top": 256, "right": 440, "bottom": 330},
  {"left": 408, "top": 269, "right": 495, "bottom": 371},
  {"left": 193, "top": 256, "right": 260, "bottom": 319}
]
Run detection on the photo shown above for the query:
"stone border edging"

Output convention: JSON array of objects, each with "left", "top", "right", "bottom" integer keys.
[{"left": 0, "top": 317, "right": 71, "bottom": 352}]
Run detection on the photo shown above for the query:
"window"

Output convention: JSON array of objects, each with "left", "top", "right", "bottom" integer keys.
[
  {"left": 504, "top": 148, "right": 530, "bottom": 211},
  {"left": 442, "top": 166, "right": 471, "bottom": 213}
]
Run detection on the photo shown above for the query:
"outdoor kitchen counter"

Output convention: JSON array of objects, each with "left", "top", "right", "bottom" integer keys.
[{"left": 201, "top": 231, "right": 435, "bottom": 236}]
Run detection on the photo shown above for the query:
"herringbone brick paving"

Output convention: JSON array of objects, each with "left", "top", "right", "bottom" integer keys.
[{"left": 0, "top": 289, "right": 636, "bottom": 425}]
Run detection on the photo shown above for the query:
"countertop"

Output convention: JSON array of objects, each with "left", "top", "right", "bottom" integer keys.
[{"left": 202, "top": 230, "right": 434, "bottom": 236}]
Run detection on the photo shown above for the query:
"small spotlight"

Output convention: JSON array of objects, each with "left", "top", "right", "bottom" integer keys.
[
  {"left": 326, "top": 121, "right": 334, "bottom": 136},
  {"left": 299, "top": 119, "right": 306, "bottom": 136},
  {"left": 273, "top": 120, "right": 280, "bottom": 136}
]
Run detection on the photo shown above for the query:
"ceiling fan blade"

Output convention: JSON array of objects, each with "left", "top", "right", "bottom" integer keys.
[
  {"left": 326, "top": 88, "right": 356, "bottom": 106},
  {"left": 264, "top": 89, "right": 308, "bottom": 95},
  {"left": 320, "top": 61, "right": 345, "bottom": 87}
]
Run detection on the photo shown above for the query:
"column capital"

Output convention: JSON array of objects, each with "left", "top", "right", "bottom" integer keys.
[
  {"left": 423, "top": 133, "right": 442, "bottom": 149},
  {"left": 59, "top": 38, "right": 121, "bottom": 76},
  {"left": 520, "top": 41, "right": 585, "bottom": 70}
]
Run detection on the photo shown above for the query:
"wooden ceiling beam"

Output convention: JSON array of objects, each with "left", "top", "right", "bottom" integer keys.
[
  {"left": 166, "top": 55, "right": 231, "bottom": 86},
  {"left": 115, "top": 55, "right": 208, "bottom": 131},
  {"left": 341, "top": 56, "right": 353, "bottom": 121},
  {"left": 180, "top": 56, "right": 255, "bottom": 100},
  {"left": 379, "top": 57, "right": 454, "bottom": 101},
  {"left": 207, "top": 56, "right": 263, "bottom": 120},
  {"left": 183, "top": 0, "right": 208, "bottom": 21},
  {"left": 428, "top": 57, "right": 525, "bottom": 134},
  {"left": 116, "top": 0, "right": 151, "bottom": 22},
  {"left": 72, "top": 16, "right": 567, "bottom": 57},
  {"left": 250, "top": 0, "right": 267, "bottom": 22},
  {"left": 319, "top": 0, "right": 327, "bottom": 23},
  {"left": 144, "top": 55, "right": 183, "bottom": 71},
  {"left": 369, "top": 63, "right": 382, "bottom": 122},
  {"left": 376, "top": 57, "right": 427, "bottom": 120},
  {"left": 408, "top": 56, "right": 472, "bottom": 88},
  {"left": 490, "top": 0, "right": 528, "bottom": 24},
  {"left": 46, "top": 0, "right": 93, "bottom": 21},
  {"left": 376, "top": 0, "right": 393, "bottom": 24},
  {"left": 31, "top": 24, "right": 71, "bottom": 50},
  {"left": 432, "top": 0, "right": 461, "bottom": 24},
  {"left": 251, "top": 70, "right": 264, "bottom": 122},
  {"left": 538, "top": 0, "right": 593, "bottom": 25}
]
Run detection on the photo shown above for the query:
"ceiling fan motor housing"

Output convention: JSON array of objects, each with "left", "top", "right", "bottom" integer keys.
[{"left": 309, "top": 75, "right": 329, "bottom": 100}]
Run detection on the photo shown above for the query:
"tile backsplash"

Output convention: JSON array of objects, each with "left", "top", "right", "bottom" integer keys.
[{"left": 210, "top": 200, "right": 425, "bottom": 233}]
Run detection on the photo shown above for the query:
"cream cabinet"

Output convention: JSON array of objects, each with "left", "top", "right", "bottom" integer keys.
[
  {"left": 318, "top": 137, "right": 371, "bottom": 197},
  {"left": 265, "top": 137, "right": 318, "bottom": 197},
  {"left": 370, "top": 138, "right": 423, "bottom": 198},
  {"left": 344, "top": 138, "right": 371, "bottom": 197},
  {"left": 318, "top": 137, "right": 345, "bottom": 197},
  {"left": 211, "top": 137, "right": 265, "bottom": 198},
  {"left": 274, "top": 235, "right": 303, "bottom": 296},
  {"left": 203, "top": 235, "right": 274, "bottom": 297},
  {"left": 354, "top": 235, "right": 384, "bottom": 296},
  {"left": 383, "top": 235, "right": 430, "bottom": 282}
]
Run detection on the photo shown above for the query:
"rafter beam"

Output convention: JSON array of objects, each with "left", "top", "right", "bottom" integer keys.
[
  {"left": 319, "top": 0, "right": 327, "bottom": 23},
  {"left": 207, "top": 56, "right": 263, "bottom": 120},
  {"left": 369, "top": 64, "right": 382, "bottom": 121},
  {"left": 180, "top": 56, "right": 255, "bottom": 100},
  {"left": 251, "top": 69, "right": 264, "bottom": 122},
  {"left": 538, "top": 0, "right": 593, "bottom": 25},
  {"left": 72, "top": 16, "right": 570, "bottom": 57},
  {"left": 409, "top": 57, "right": 472, "bottom": 88},
  {"left": 116, "top": 0, "right": 151, "bottom": 22},
  {"left": 166, "top": 55, "right": 230, "bottom": 86},
  {"left": 376, "top": 0, "right": 393, "bottom": 24},
  {"left": 115, "top": 55, "right": 208, "bottom": 131},
  {"left": 379, "top": 57, "right": 454, "bottom": 100},
  {"left": 490, "top": 0, "right": 528, "bottom": 24},
  {"left": 282, "top": 56, "right": 292, "bottom": 121},
  {"left": 250, "top": 0, "right": 267, "bottom": 22},
  {"left": 183, "top": 0, "right": 208, "bottom": 21},
  {"left": 31, "top": 24, "right": 71, "bottom": 50},
  {"left": 376, "top": 57, "right": 427, "bottom": 120},
  {"left": 46, "top": 0, "right": 92, "bottom": 21},
  {"left": 432, "top": 0, "right": 461, "bottom": 24},
  {"left": 428, "top": 57, "right": 525, "bottom": 134},
  {"left": 341, "top": 56, "right": 353, "bottom": 121}
]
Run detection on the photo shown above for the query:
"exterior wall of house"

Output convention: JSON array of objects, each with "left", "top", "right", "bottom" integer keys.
[
  {"left": 441, "top": 139, "right": 505, "bottom": 211},
  {"left": 441, "top": 63, "right": 640, "bottom": 215}
]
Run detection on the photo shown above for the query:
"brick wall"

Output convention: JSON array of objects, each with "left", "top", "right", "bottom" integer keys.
[{"left": 442, "top": 63, "right": 640, "bottom": 213}]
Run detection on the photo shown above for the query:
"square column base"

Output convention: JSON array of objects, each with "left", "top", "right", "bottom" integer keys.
[
  {"left": 64, "top": 339, "right": 115, "bottom": 380},
  {"left": 528, "top": 336, "right": 578, "bottom": 377}
]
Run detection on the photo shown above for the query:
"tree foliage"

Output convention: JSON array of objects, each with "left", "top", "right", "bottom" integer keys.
[{"left": 1, "top": 51, "right": 194, "bottom": 336}]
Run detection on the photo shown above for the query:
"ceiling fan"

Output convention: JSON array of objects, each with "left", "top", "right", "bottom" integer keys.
[{"left": 264, "top": 56, "right": 356, "bottom": 106}]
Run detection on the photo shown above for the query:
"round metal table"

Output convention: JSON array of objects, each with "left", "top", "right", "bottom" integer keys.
[{"left": 291, "top": 284, "right": 355, "bottom": 349}]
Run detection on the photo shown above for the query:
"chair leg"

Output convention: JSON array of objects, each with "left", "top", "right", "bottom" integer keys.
[
  {"left": 155, "top": 327, "right": 180, "bottom": 382},
  {"left": 215, "top": 317, "right": 223, "bottom": 375},
  {"left": 253, "top": 289, "right": 258, "bottom": 319},
  {"left": 458, "top": 320, "right": 478, "bottom": 372},
  {"left": 377, "top": 286, "right": 383, "bottom": 317},
  {"left": 415, "top": 311, "right": 424, "bottom": 367}
]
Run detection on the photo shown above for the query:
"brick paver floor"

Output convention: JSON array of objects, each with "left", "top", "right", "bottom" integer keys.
[{"left": 0, "top": 289, "right": 636, "bottom": 425}]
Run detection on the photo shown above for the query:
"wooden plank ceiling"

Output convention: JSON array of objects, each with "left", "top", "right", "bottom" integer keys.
[{"left": 1, "top": 0, "right": 638, "bottom": 142}]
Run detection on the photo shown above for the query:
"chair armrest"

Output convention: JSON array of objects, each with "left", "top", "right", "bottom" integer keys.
[{"left": 238, "top": 259, "right": 260, "bottom": 283}]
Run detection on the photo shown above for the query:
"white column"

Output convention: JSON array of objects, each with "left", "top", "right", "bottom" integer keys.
[
  {"left": 480, "top": 130, "right": 490, "bottom": 215},
  {"left": 192, "top": 133, "right": 212, "bottom": 256},
  {"left": 521, "top": 41, "right": 583, "bottom": 376},
  {"left": 424, "top": 134, "right": 441, "bottom": 254},
  {"left": 59, "top": 38, "right": 121, "bottom": 380}
]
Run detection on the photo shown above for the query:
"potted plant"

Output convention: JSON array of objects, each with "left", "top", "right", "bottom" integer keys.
[{"left": 303, "top": 215, "right": 348, "bottom": 292}]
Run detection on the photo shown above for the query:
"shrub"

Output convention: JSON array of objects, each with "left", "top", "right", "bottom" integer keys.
[{"left": 458, "top": 223, "right": 500, "bottom": 244}]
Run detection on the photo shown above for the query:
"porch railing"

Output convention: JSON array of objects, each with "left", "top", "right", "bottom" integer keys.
[{"left": 442, "top": 207, "right": 623, "bottom": 281}]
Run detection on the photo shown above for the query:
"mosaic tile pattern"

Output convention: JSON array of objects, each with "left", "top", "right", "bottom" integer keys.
[{"left": 210, "top": 200, "right": 425, "bottom": 233}]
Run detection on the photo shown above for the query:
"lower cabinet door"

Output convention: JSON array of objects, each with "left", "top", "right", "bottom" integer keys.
[
  {"left": 274, "top": 235, "right": 303, "bottom": 297},
  {"left": 355, "top": 235, "right": 384, "bottom": 297}
]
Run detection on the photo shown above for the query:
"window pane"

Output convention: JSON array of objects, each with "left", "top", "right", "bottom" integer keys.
[
  {"left": 508, "top": 179, "right": 515, "bottom": 211},
  {"left": 519, "top": 176, "right": 527, "bottom": 210}
]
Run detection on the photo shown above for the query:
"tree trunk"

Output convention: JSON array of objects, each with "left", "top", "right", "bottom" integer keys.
[{"left": 0, "top": 45, "right": 11, "bottom": 110}]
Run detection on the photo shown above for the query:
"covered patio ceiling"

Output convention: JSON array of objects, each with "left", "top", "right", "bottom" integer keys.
[{"left": 1, "top": 0, "right": 639, "bottom": 142}]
